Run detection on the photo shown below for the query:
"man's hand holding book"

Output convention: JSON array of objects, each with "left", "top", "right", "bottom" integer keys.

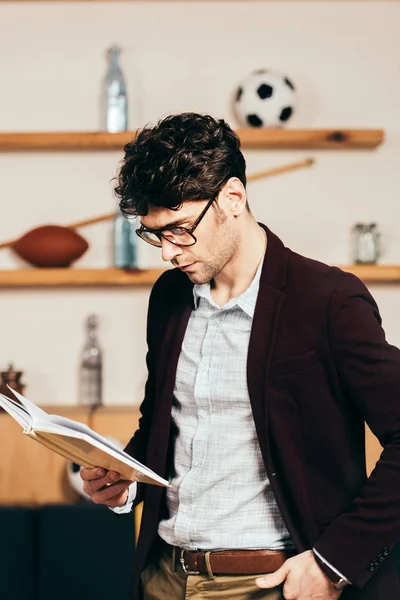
[{"left": 80, "top": 467, "right": 134, "bottom": 507}]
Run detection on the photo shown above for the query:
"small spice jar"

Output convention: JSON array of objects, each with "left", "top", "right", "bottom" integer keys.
[{"left": 353, "top": 223, "right": 380, "bottom": 264}]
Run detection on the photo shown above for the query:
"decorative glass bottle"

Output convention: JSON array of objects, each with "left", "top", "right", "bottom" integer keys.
[
  {"left": 353, "top": 223, "right": 380, "bottom": 264},
  {"left": 79, "top": 315, "right": 102, "bottom": 408},
  {"left": 113, "top": 213, "right": 139, "bottom": 269},
  {"left": 102, "top": 45, "right": 128, "bottom": 133}
]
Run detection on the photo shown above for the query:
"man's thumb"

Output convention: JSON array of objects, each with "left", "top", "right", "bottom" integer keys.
[{"left": 256, "top": 563, "right": 288, "bottom": 589}]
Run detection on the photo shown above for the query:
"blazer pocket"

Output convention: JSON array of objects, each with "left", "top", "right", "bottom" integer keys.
[{"left": 269, "top": 350, "right": 316, "bottom": 378}]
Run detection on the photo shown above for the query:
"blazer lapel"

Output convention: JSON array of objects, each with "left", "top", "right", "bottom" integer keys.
[
  {"left": 247, "top": 225, "right": 287, "bottom": 465},
  {"left": 247, "top": 226, "right": 313, "bottom": 550},
  {"left": 147, "top": 275, "right": 193, "bottom": 473}
]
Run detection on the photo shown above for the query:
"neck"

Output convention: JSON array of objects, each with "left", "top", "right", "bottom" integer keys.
[{"left": 211, "top": 218, "right": 267, "bottom": 306}]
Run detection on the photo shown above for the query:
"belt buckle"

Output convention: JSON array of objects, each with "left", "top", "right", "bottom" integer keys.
[{"left": 180, "top": 549, "right": 200, "bottom": 575}]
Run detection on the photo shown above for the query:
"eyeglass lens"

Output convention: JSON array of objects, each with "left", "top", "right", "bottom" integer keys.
[{"left": 138, "top": 229, "right": 196, "bottom": 247}]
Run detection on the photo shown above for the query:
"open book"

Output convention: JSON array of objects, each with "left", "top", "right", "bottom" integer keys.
[{"left": 0, "top": 388, "right": 168, "bottom": 487}]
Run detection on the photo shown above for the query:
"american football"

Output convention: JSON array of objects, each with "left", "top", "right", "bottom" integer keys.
[{"left": 12, "top": 224, "right": 89, "bottom": 268}]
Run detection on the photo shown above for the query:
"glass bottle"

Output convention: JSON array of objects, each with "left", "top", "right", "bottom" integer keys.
[
  {"left": 102, "top": 45, "right": 128, "bottom": 133},
  {"left": 113, "top": 213, "right": 139, "bottom": 269},
  {"left": 353, "top": 223, "right": 380, "bottom": 264},
  {"left": 79, "top": 315, "right": 102, "bottom": 408}
]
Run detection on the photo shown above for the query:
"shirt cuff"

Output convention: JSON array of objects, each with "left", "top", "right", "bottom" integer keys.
[
  {"left": 108, "top": 482, "right": 137, "bottom": 514},
  {"left": 312, "top": 547, "right": 352, "bottom": 585}
]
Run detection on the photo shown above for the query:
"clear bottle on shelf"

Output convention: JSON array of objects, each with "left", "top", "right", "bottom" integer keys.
[
  {"left": 79, "top": 314, "right": 102, "bottom": 408},
  {"left": 353, "top": 223, "right": 380, "bottom": 264},
  {"left": 113, "top": 212, "right": 139, "bottom": 269},
  {"left": 102, "top": 45, "right": 128, "bottom": 133}
]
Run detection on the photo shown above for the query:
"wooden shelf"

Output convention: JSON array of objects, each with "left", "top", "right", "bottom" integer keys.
[
  {"left": 0, "top": 129, "right": 384, "bottom": 151},
  {"left": 237, "top": 128, "right": 383, "bottom": 149},
  {"left": 338, "top": 265, "right": 400, "bottom": 283},
  {"left": 0, "top": 265, "right": 398, "bottom": 287},
  {"left": 0, "top": 268, "right": 165, "bottom": 287}
]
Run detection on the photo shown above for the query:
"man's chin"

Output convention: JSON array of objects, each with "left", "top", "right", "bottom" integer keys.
[
  {"left": 183, "top": 269, "right": 210, "bottom": 285},
  {"left": 185, "top": 272, "right": 205, "bottom": 284}
]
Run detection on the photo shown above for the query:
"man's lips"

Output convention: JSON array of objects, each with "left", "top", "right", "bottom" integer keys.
[{"left": 176, "top": 262, "right": 196, "bottom": 271}]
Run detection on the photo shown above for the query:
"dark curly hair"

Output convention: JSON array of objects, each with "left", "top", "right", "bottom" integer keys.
[{"left": 114, "top": 113, "right": 247, "bottom": 217}]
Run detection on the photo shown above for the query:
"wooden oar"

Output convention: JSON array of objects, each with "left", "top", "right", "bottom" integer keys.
[{"left": 0, "top": 157, "right": 315, "bottom": 250}]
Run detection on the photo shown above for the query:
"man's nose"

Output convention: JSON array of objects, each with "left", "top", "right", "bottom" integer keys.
[{"left": 161, "top": 238, "right": 183, "bottom": 262}]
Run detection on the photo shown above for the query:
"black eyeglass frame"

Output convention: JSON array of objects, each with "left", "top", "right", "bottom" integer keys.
[{"left": 136, "top": 195, "right": 216, "bottom": 248}]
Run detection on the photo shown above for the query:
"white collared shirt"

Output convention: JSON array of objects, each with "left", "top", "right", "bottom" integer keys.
[{"left": 157, "top": 258, "right": 293, "bottom": 549}]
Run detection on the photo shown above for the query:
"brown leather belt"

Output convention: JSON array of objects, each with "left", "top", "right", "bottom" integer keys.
[{"left": 170, "top": 545, "right": 295, "bottom": 576}]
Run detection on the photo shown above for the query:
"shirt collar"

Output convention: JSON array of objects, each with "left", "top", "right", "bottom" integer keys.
[{"left": 192, "top": 254, "right": 264, "bottom": 318}]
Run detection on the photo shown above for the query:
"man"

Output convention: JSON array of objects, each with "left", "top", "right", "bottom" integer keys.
[{"left": 81, "top": 113, "right": 400, "bottom": 600}]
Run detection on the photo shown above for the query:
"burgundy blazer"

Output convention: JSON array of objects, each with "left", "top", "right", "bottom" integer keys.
[{"left": 125, "top": 225, "right": 400, "bottom": 599}]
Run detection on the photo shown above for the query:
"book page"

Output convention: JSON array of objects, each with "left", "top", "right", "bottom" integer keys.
[
  {"left": 7, "top": 389, "right": 126, "bottom": 459},
  {"left": 26, "top": 430, "right": 165, "bottom": 486},
  {"left": 4, "top": 388, "right": 168, "bottom": 487},
  {"left": 1, "top": 393, "right": 30, "bottom": 415},
  {"left": 45, "top": 415, "right": 157, "bottom": 477},
  {"left": 36, "top": 418, "right": 158, "bottom": 479},
  {"left": 7, "top": 387, "right": 50, "bottom": 423},
  {"left": 29, "top": 425, "right": 168, "bottom": 486},
  {"left": 0, "top": 394, "right": 31, "bottom": 429}
]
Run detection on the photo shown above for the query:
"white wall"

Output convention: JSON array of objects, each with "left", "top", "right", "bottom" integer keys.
[{"left": 0, "top": 0, "right": 399, "bottom": 404}]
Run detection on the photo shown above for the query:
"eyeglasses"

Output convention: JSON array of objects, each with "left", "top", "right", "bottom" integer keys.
[{"left": 136, "top": 196, "right": 216, "bottom": 248}]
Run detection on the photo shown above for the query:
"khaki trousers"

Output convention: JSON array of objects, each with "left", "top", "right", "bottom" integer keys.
[{"left": 141, "top": 552, "right": 283, "bottom": 600}]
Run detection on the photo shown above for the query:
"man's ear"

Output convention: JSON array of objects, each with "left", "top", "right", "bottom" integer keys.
[{"left": 222, "top": 177, "right": 247, "bottom": 216}]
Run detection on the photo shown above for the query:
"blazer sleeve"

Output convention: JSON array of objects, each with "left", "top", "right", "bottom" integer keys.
[
  {"left": 122, "top": 273, "right": 168, "bottom": 507},
  {"left": 313, "top": 272, "right": 400, "bottom": 588}
]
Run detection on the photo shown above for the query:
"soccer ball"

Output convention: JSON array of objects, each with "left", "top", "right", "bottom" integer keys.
[
  {"left": 234, "top": 69, "right": 296, "bottom": 128},
  {"left": 66, "top": 435, "right": 124, "bottom": 501}
]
